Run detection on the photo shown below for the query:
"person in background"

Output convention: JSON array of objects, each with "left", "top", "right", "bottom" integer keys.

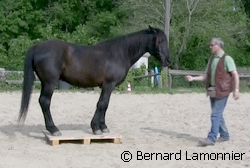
[{"left": 185, "top": 37, "right": 240, "bottom": 147}]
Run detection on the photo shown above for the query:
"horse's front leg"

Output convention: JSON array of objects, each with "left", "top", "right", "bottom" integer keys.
[{"left": 91, "top": 82, "right": 116, "bottom": 135}]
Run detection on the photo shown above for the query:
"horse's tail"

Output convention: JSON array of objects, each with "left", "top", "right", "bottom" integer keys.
[{"left": 18, "top": 47, "right": 35, "bottom": 126}]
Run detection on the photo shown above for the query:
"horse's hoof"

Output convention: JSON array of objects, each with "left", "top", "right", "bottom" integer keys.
[
  {"left": 93, "top": 130, "right": 103, "bottom": 135},
  {"left": 52, "top": 131, "right": 62, "bottom": 136},
  {"left": 102, "top": 128, "right": 110, "bottom": 133}
]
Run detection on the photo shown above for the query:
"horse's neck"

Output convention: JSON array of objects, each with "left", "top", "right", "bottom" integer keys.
[
  {"left": 125, "top": 39, "right": 149, "bottom": 68},
  {"left": 95, "top": 32, "right": 150, "bottom": 68},
  {"left": 128, "top": 50, "right": 147, "bottom": 68}
]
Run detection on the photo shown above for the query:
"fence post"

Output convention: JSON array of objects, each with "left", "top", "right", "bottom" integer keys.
[
  {"left": 0, "top": 68, "right": 5, "bottom": 80},
  {"left": 158, "top": 75, "right": 163, "bottom": 88},
  {"left": 150, "top": 69, "right": 154, "bottom": 87},
  {"left": 161, "top": 67, "right": 169, "bottom": 89}
]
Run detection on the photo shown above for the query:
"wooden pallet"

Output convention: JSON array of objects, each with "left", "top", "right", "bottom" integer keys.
[{"left": 42, "top": 130, "right": 122, "bottom": 146}]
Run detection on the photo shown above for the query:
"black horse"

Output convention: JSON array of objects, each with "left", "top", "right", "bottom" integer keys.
[{"left": 18, "top": 25, "right": 171, "bottom": 136}]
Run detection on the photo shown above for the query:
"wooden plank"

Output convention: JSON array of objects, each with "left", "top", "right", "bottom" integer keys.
[
  {"left": 42, "top": 130, "right": 122, "bottom": 146},
  {"left": 52, "top": 140, "right": 59, "bottom": 146},
  {"left": 239, "top": 73, "right": 250, "bottom": 78},
  {"left": 4, "top": 80, "right": 40, "bottom": 84},
  {"left": 5, "top": 80, "right": 23, "bottom": 84},
  {"left": 168, "top": 69, "right": 250, "bottom": 78},
  {"left": 169, "top": 70, "right": 204, "bottom": 76},
  {"left": 113, "top": 138, "right": 121, "bottom": 144},
  {"left": 0, "top": 70, "right": 39, "bottom": 81},
  {"left": 133, "top": 73, "right": 160, "bottom": 79}
]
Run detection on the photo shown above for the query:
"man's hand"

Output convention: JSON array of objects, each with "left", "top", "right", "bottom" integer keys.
[
  {"left": 230, "top": 70, "right": 240, "bottom": 100},
  {"left": 233, "top": 90, "right": 239, "bottom": 100},
  {"left": 185, "top": 75, "right": 206, "bottom": 82},
  {"left": 185, "top": 75, "right": 194, "bottom": 82}
]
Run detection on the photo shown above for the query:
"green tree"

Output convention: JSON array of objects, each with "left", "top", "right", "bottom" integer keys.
[{"left": 0, "top": 0, "right": 130, "bottom": 70}]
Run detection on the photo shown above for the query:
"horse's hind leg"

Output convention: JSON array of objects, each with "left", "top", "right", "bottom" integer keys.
[
  {"left": 39, "top": 82, "right": 61, "bottom": 136},
  {"left": 91, "top": 82, "right": 116, "bottom": 135}
]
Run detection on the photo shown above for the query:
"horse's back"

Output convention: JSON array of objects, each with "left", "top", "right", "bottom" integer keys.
[{"left": 32, "top": 39, "right": 68, "bottom": 54}]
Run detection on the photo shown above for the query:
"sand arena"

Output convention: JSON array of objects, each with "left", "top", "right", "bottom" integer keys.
[{"left": 0, "top": 91, "right": 249, "bottom": 167}]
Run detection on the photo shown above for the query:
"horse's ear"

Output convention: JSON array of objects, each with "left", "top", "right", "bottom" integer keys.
[{"left": 148, "top": 25, "right": 156, "bottom": 33}]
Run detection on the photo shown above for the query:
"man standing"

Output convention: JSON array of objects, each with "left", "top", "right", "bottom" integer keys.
[{"left": 185, "top": 37, "right": 240, "bottom": 147}]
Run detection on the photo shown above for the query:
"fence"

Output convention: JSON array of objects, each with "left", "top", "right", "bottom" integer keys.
[
  {"left": 0, "top": 68, "right": 71, "bottom": 90},
  {"left": 168, "top": 69, "right": 250, "bottom": 89},
  {"left": 133, "top": 68, "right": 250, "bottom": 90},
  {"left": 1, "top": 68, "right": 250, "bottom": 90}
]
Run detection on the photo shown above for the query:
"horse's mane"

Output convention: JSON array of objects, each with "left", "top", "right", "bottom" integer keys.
[{"left": 94, "top": 28, "right": 153, "bottom": 49}]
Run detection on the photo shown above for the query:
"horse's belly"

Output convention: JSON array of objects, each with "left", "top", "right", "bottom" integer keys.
[{"left": 62, "top": 72, "right": 103, "bottom": 88}]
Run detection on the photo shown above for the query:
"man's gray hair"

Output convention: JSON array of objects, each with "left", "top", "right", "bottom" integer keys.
[{"left": 212, "top": 37, "right": 224, "bottom": 48}]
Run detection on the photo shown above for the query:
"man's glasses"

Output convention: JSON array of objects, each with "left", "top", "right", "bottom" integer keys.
[{"left": 210, "top": 43, "right": 217, "bottom": 47}]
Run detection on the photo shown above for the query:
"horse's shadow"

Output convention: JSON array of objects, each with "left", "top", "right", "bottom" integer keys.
[
  {"left": 0, "top": 123, "right": 90, "bottom": 140},
  {"left": 140, "top": 127, "right": 201, "bottom": 143}
]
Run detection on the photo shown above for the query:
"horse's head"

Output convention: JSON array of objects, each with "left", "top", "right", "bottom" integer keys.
[{"left": 147, "top": 25, "right": 171, "bottom": 67}]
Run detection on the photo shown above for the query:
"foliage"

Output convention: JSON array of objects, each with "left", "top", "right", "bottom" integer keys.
[
  {"left": 0, "top": 0, "right": 128, "bottom": 70},
  {"left": 123, "top": 0, "right": 250, "bottom": 71},
  {"left": 6, "top": 36, "right": 34, "bottom": 70},
  {"left": 0, "top": 0, "right": 249, "bottom": 91}
]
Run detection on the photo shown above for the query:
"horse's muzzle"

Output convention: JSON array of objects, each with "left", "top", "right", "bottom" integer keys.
[{"left": 163, "top": 59, "right": 171, "bottom": 67}]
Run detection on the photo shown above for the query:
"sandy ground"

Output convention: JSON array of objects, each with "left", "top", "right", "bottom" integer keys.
[{"left": 0, "top": 90, "right": 249, "bottom": 168}]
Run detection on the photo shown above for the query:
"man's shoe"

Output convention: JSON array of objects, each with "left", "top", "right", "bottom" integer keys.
[
  {"left": 198, "top": 138, "right": 215, "bottom": 147},
  {"left": 217, "top": 137, "right": 229, "bottom": 142}
]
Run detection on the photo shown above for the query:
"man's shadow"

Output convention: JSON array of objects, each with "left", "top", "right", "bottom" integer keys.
[
  {"left": 140, "top": 127, "right": 201, "bottom": 143},
  {"left": 0, "top": 123, "right": 91, "bottom": 140}
]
